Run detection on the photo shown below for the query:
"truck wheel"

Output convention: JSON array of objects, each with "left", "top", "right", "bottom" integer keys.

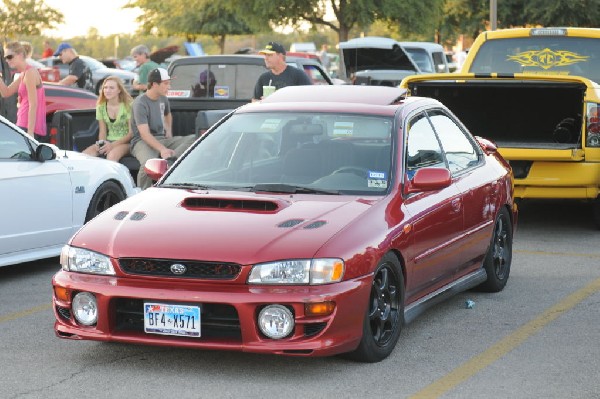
[
  {"left": 477, "top": 207, "right": 512, "bottom": 292},
  {"left": 593, "top": 197, "right": 600, "bottom": 229},
  {"left": 344, "top": 253, "right": 404, "bottom": 363},
  {"left": 85, "top": 181, "right": 125, "bottom": 222}
]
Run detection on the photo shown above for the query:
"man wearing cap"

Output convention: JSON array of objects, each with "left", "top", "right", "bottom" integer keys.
[
  {"left": 55, "top": 42, "right": 93, "bottom": 91},
  {"left": 130, "top": 44, "right": 159, "bottom": 92},
  {"left": 252, "top": 42, "right": 312, "bottom": 101},
  {"left": 130, "top": 67, "right": 196, "bottom": 189}
]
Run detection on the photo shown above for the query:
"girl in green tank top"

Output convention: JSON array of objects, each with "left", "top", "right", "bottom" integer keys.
[{"left": 82, "top": 76, "right": 133, "bottom": 162}]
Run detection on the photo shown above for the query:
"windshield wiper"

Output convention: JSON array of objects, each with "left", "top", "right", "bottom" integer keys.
[
  {"left": 159, "top": 183, "right": 214, "bottom": 190},
  {"left": 251, "top": 183, "right": 340, "bottom": 195}
]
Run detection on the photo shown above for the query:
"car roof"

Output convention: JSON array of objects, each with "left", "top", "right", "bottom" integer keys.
[
  {"left": 398, "top": 42, "right": 445, "bottom": 52},
  {"left": 478, "top": 27, "right": 600, "bottom": 40},
  {"left": 259, "top": 85, "right": 406, "bottom": 105},
  {"left": 240, "top": 85, "right": 438, "bottom": 116}
]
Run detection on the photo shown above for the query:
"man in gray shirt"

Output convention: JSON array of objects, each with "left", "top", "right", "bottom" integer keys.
[{"left": 130, "top": 68, "right": 196, "bottom": 189}]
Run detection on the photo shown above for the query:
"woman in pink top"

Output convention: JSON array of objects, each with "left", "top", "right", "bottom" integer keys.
[{"left": 0, "top": 41, "right": 47, "bottom": 142}]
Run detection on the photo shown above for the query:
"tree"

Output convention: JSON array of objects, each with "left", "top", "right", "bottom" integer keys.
[
  {"left": 228, "top": 0, "right": 443, "bottom": 44},
  {"left": 438, "top": 0, "right": 600, "bottom": 44},
  {"left": 524, "top": 0, "right": 600, "bottom": 27},
  {"left": 126, "top": 0, "right": 253, "bottom": 54},
  {"left": 0, "top": 0, "right": 63, "bottom": 40}
]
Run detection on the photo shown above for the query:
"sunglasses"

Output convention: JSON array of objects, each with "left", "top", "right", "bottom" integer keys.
[{"left": 4, "top": 54, "right": 14, "bottom": 60}]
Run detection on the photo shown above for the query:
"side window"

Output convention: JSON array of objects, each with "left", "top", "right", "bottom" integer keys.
[
  {"left": 432, "top": 52, "right": 447, "bottom": 72},
  {"left": 405, "top": 112, "right": 445, "bottom": 179},
  {"left": 301, "top": 64, "right": 329, "bottom": 85},
  {"left": 0, "top": 123, "right": 33, "bottom": 160},
  {"left": 169, "top": 63, "right": 266, "bottom": 100},
  {"left": 428, "top": 109, "right": 480, "bottom": 174}
]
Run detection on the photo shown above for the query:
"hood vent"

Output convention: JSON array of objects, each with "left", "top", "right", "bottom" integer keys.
[
  {"left": 278, "top": 219, "right": 305, "bottom": 228},
  {"left": 130, "top": 212, "right": 147, "bottom": 221},
  {"left": 304, "top": 221, "right": 327, "bottom": 229},
  {"left": 183, "top": 197, "right": 279, "bottom": 212},
  {"left": 114, "top": 211, "right": 129, "bottom": 220}
]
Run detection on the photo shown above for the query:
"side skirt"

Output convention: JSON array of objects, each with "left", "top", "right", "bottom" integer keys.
[{"left": 404, "top": 268, "right": 488, "bottom": 325}]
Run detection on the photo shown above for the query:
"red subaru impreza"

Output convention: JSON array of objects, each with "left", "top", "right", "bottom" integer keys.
[{"left": 52, "top": 85, "right": 517, "bottom": 362}]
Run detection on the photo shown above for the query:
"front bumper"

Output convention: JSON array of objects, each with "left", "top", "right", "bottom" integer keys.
[{"left": 52, "top": 271, "right": 372, "bottom": 357}]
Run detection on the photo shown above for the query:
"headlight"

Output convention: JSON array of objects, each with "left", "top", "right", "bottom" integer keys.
[
  {"left": 60, "top": 245, "right": 115, "bottom": 275},
  {"left": 248, "top": 258, "right": 344, "bottom": 285}
]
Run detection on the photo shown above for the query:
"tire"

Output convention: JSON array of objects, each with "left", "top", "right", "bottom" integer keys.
[
  {"left": 95, "top": 79, "right": 104, "bottom": 95},
  {"left": 477, "top": 207, "right": 513, "bottom": 292},
  {"left": 85, "top": 181, "right": 126, "bottom": 222},
  {"left": 593, "top": 197, "right": 600, "bottom": 230},
  {"left": 345, "top": 253, "right": 404, "bottom": 363}
]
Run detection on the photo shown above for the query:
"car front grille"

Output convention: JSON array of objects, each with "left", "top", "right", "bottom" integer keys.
[
  {"left": 119, "top": 258, "right": 242, "bottom": 279},
  {"left": 114, "top": 298, "right": 241, "bottom": 340}
]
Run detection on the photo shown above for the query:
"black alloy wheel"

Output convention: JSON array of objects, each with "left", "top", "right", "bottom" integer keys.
[
  {"left": 344, "top": 253, "right": 404, "bottom": 363},
  {"left": 477, "top": 207, "right": 513, "bottom": 292},
  {"left": 85, "top": 181, "right": 126, "bottom": 222}
]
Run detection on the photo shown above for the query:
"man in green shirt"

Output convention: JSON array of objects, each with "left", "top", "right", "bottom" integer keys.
[{"left": 131, "top": 45, "right": 159, "bottom": 92}]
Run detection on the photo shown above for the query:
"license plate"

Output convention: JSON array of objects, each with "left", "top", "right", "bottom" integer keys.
[{"left": 143, "top": 302, "right": 201, "bottom": 337}]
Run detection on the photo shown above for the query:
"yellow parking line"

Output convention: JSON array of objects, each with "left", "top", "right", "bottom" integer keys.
[
  {"left": 0, "top": 303, "right": 52, "bottom": 324},
  {"left": 410, "top": 277, "right": 600, "bottom": 399}
]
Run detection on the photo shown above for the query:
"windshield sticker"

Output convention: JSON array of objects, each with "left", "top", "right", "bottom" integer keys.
[
  {"left": 167, "top": 90, "right": 191, "bottom": 97},
  {"left": 333, "top": 121, "right": 354, "bottom": 136},
  {"left": 367, "top": 171, "right": 388, "bottom": 188},
  {"left": 260, "top": 119, "right": 282, "bottom": 131},
  {"left": 214, "top": 86, "right": 230, "bottom": 98},
  {"left": 507, "top": 48, "right": 589, "bottom": 70}
]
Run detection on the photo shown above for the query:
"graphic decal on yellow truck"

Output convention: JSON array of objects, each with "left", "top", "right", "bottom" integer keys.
[{"left": 507, "top": 48, "right": 589, "bottom": 69}]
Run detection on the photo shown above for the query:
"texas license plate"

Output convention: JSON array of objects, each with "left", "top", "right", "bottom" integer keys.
[{"left": 143, "top": 302, "right": 201, "bottom": 337}]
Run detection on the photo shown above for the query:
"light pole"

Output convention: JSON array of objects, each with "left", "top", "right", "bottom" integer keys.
[{"left": 490, "top": 0, "right": 497, "bottom": 30}]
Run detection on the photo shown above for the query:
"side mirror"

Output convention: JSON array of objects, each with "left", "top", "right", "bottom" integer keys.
[
  {"left": 405, "top": 167, "right": 451, "bottom": 194},
  {"left": 475, "top": 136, "right": 497, "bottom": 154},
  {"left": 35, "top": 144, "right": 56, "bottom": 162},
  {"left": 144, "top": 158, "right": 169, "bottom": 181}
]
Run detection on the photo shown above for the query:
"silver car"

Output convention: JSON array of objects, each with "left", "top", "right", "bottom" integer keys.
[{"left": 38, "top": 55, "right": 138, "bottom": 95}]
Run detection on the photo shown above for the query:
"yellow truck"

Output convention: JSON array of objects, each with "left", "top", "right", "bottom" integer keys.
[{"left": 401, "top": 27, "right": 600, "bottom": 227}]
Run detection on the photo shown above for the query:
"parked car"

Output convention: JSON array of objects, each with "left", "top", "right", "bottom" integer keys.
[
  {"left": 38, "top": 56, "right": 137, "bottom": 95},
  {"left": 52, "top": 85, "right": 516, "bottom": 362},
  {"left": 0, "top": 117, "right": 139, "bottom": 267},
  {"left": 43, "top": 83, "right": 99, "bottom": 145},
  {"left": 100, "top": 57, "right": 136, "bottom": 72},
  {"left": 26, "top": 59, "right": 61, "bottom": 82},
  {"left": 399, "top": 42, "right": 449, "bottom": 73},
  {"left": 339, "top": 36, "right": 421, "bottom": 86}
]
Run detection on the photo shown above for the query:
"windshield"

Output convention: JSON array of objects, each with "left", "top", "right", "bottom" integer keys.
[
  {"left": 404, "top": 48, "right": 434, "bottom": 73},
  {"left": 164, "top": 112, "right": 394, "bottom": 195},
  {"left": 169, "top": 63, "right": 267, "bottom": 98},
  {"left": 81, "top": 56, "right": 105, "bottom": 71},
  {"left": 469, "top": 36, "right": 600, "bottom": 84}
]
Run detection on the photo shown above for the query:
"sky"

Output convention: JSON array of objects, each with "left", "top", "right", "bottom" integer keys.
[{"left": 43, "top": 0, "right": 142, "bottom": 38}]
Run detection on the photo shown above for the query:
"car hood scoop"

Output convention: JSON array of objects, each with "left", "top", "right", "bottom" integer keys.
[{"left": 182, "top": 197, "right": 279, "bottom": 212}]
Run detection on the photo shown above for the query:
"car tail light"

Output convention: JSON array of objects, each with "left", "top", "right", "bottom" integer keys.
[
  {"left": 586, "top": 103, "right": 600, "bottom": 147},
  {"left": 49, "top": 126, "right": 58, "bottom": 145}
]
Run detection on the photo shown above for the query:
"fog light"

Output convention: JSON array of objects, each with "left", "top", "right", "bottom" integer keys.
[
  {"left": 72, "top": 292, "right": 98, "bottom": 326},
  {"left": 258, "top": 305, "right": 294, "bottom": 339}
]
